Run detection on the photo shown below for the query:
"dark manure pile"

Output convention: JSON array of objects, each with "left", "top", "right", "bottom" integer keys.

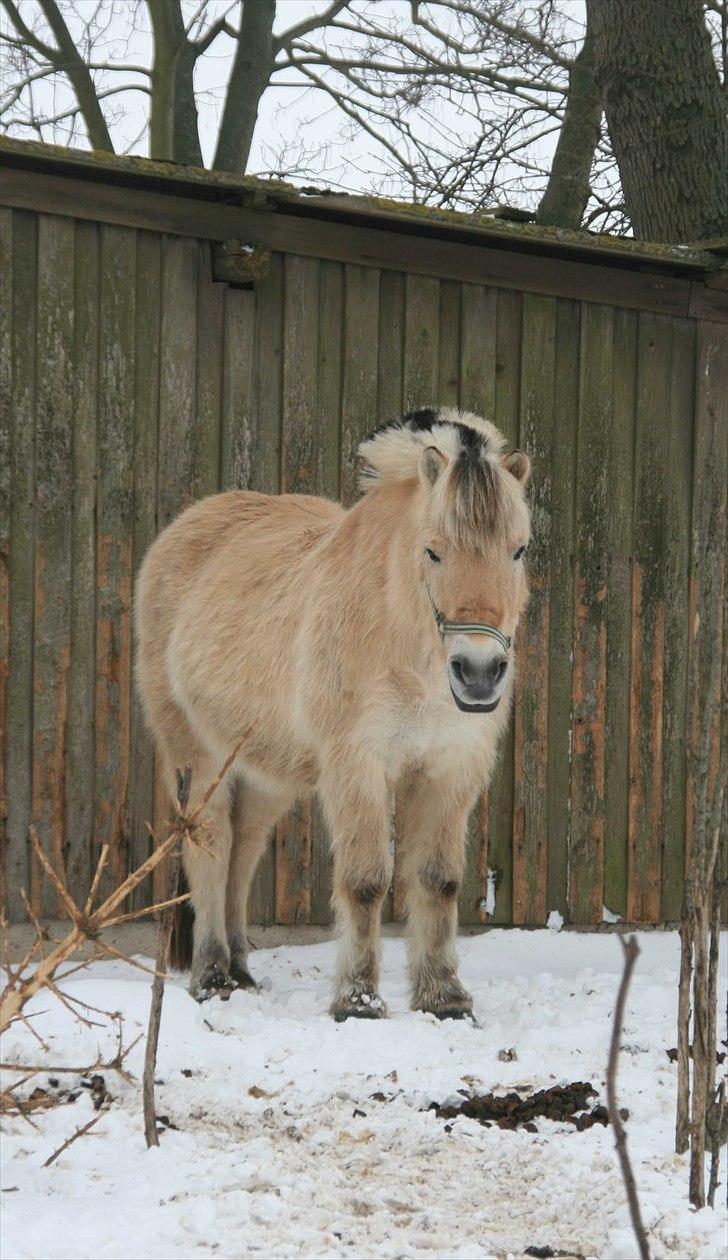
[{"left": 428, "top": 1081, "right": 613, "bottom": 1133}]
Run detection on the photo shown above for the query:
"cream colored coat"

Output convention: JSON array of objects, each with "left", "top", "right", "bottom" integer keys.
[{"left": 136, "top": 407, "right": 531, "bottom": 1018}]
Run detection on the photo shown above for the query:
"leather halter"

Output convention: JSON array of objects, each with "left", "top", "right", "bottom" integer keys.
[{"left": 424, "top": 579, "right": 511, "bottom": 652}]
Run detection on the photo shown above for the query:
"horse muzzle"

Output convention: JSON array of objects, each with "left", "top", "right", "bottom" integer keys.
[{"left": 447, "top": 648, "right": 508, "bottom": 713}]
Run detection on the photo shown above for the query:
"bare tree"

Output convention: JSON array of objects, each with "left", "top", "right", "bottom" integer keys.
[
  {"left": 1, "top": 2, "right": 725, "bottom": 236},
  {"left": 0, "top": 0, "right": 619, "bottom": 229}
]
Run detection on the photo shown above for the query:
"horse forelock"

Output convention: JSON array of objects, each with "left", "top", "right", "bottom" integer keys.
[{"left": 358, "top": 407, "right": 519, "bottom": 548}]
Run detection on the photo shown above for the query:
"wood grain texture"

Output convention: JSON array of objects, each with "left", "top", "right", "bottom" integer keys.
[
  {"left": 65, "top": 219, "right": 99, "bottom": 907},
  {"left": 31, "top": 214, "right": 74, "bottom": 914},
  {"left": 602, "top": 308, "right": 638, "bottom": 920},
  {"left": 513, "top": 294, "right": 556, "bottom": 925},
  {"left": 403, "top": 274, "right": 439, "bottom": 412},
  {"left": 4, "top": 166, "right": 716, "bottom": 321},
  {"left": 341, "top": 265, "right": 380, "bottom": 503},
  {"left": 627, "top": 314, "right": 672, "bottom": 922},
  {"left": 546, "top": 299, "right": 579, "bottom": 921},
  {"left": 569, "top": 304, "right": 612, "bottom": 924},
  {"left": 4, "top": 211, "right": 37, "bottom": 920}
]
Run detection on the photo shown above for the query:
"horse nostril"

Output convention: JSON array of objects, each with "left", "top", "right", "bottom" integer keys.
[
  {"left": 492, "top": 655, "right": 508, "bottom": 686},
  {"left": 450, "top": 655, "right": 468, "bottom": 686}
]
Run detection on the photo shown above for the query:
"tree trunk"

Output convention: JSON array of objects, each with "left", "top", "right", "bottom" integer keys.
[
  {"left": 536, "top": 22, "right": 602, "bottom": 230},
  {"left": 214, "top": 0, "right": 276, "bottom": 173},
  {"left": 588, "top": 0, "right": 728, "bottom": 242},
  {"left": 148, "top": 1, "right": 203, "bottom": 167}
]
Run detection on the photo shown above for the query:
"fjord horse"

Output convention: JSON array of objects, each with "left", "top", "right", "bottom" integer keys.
[{"left": 136, "top": 407, "right": 531, "bottom": 1019}]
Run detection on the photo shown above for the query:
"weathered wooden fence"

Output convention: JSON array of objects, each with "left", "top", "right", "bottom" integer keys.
[{"left": 1, "top": 138, "right": 726, "bottom": 927}]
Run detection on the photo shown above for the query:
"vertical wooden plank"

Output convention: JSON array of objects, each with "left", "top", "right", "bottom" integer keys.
[
  {"left": 4, "top": 210, "right": 36, "bottom": 920},
  {"left": 128, "top": 231, "right": 162, "bottom": 899},
  {"left": 603, "top": 308, "right": 638, "bottom": 920},
  {"left": 193, "top": 242, "right": 224, "bottom": 500},
  {"left": 220, "top": 287, "right": 255, "bottom": 492},
  {"left": 437, "top": 280, "right": 460, "bottom": 408},
  {"left": 377, "top": 270, "right": 405, "bottom": 424},
  {"left": 247, "top": 254, "right": 284, "bottom": 925},
  {"left": 310, "top": 259, "right": 343, "bottom": 923},
  {"left": 341, "top": 264, "right": 380, "bottom": 503},
  {"left": 65, "top": 219, "right": 99, "bottom": 907},
  {"left": 546, "top": 299, "right": 579, "bottom": 920},
  {"left": 686, "top": 322, "right": 728, "bottom": 917},
  {"left": 95, "top": 224, "right": 136, "bottom": 893},
  {"left": 512, "top": 293, "right": 556, "bottom": 925},
  {"left": 275, "top": 254, "right": 320, "bottom": 925},
  {"left": 627, "top": 314, "right": 672, "bottom": 922},
  {"left": 31, "top": 214, "right": 74, "bottom": 915},
  {"left": 402, "top": 273, "right": 439, "bottom": 414},
  {"left": 486, "top": 288, "right": 522, "bottom": 925},
  {"left": 0, "top": 210, "right": 12, "bottom": 909},
  {"left": 569, "top": 305, "right": 612, "bottom": 924},
  {"left": 157, "top": 236, "right": 198, "bottom": 528},
  {"left": 249, "top": 252, "right": 284, "bottom": 496},
  {"left": 459, "top": 284, "right": 497, "bottom": 415},
  {"left": 660, "top": 318, "right": 694, "bottom": 921}
]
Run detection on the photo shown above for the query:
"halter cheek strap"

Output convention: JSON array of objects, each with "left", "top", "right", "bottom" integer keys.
[{"left": 425, "top": 579, "right": 512, "bottom": 653}]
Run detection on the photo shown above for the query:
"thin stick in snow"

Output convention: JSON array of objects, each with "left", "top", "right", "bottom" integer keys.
[
  {"left": 142, "top": 767, "right": 191, "bottom": 1149},
  {"left": 607, "top": 934, "right": 651, "bottom": 1260}
]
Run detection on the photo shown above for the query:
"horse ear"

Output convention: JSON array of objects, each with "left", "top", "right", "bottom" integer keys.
[
  {"left": 502, "top": 449, "right": 531, "bottom": 485},
  {"left": 420, "top": 445, "right": 448, "bottom": 487}
]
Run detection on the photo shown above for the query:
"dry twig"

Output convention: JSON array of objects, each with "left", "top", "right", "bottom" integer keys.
[
  {"left": 42, "top": 1113, "right": 102, "bottom": 1168},
  {"left": 143, "top": 766, "right": 191, "bottom": 1148},
  {"left": 606, "top": 935, "right": 650, "bottom": 1260},
  {"left": 0, "top": 732, "right": 251, "bottom": 1038}
]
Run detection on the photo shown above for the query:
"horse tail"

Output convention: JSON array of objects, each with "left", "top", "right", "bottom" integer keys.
[{"left": 170, "top": 866, "right": 194, "bottom": 971}]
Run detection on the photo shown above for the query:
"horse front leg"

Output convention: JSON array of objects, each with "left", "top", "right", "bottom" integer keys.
[
  {"left": 320, "top": 764, "right": 393, "bottom": 1021},
  {"left": 398, "top": 773, "right": 476, "bottom": 1018}
]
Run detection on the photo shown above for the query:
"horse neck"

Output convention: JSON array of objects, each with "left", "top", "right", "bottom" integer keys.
[{"left": 352, "top": 478, "right": 432, "bottom": 645}]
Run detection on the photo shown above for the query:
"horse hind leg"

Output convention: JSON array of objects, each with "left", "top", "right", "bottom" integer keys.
[{"left": 225, "top": 779, "right": 294, "bottom": 987}]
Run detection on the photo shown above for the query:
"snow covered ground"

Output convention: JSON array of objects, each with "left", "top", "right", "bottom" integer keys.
[{"left": 1, "top": 929, "right": 726, "bottom": 1260}]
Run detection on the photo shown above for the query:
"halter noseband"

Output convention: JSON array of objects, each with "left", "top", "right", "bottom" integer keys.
[{"left": 424, "top": 579, "right": 512, "bottom": 653}]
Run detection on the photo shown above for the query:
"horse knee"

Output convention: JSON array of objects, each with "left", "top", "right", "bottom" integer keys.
[
  {"left": 341, "top": 870, "right": 390, "bottom": 907},
  {"left": 418, "top": 861, "right": 460, "bottom": 901}
]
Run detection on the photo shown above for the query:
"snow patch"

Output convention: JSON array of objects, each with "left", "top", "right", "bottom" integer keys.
[{"left": 1, "top": 930, "right": 725, "bottom": 1260}]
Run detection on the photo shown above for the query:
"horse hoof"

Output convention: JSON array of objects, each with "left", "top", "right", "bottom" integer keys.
[
  {"left": 191, "top": 963, "right": 236, "bottom": 1003},
  {"left": 331, "top": 992, "right": 387, "bottom": 1022},
  {"left": 435, "top": 1007, "right": 480, "bottom": 1026},
  {"left": 229, "top": 960, "right": 260, "bottom": 991}
]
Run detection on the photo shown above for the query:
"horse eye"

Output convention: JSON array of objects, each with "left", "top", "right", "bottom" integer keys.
[
  {"left": 514, "top": 545, "right": 527, "bottom": 561},
  {"left": 425, "top": 547, "right": 441, "bottom": 563}
]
